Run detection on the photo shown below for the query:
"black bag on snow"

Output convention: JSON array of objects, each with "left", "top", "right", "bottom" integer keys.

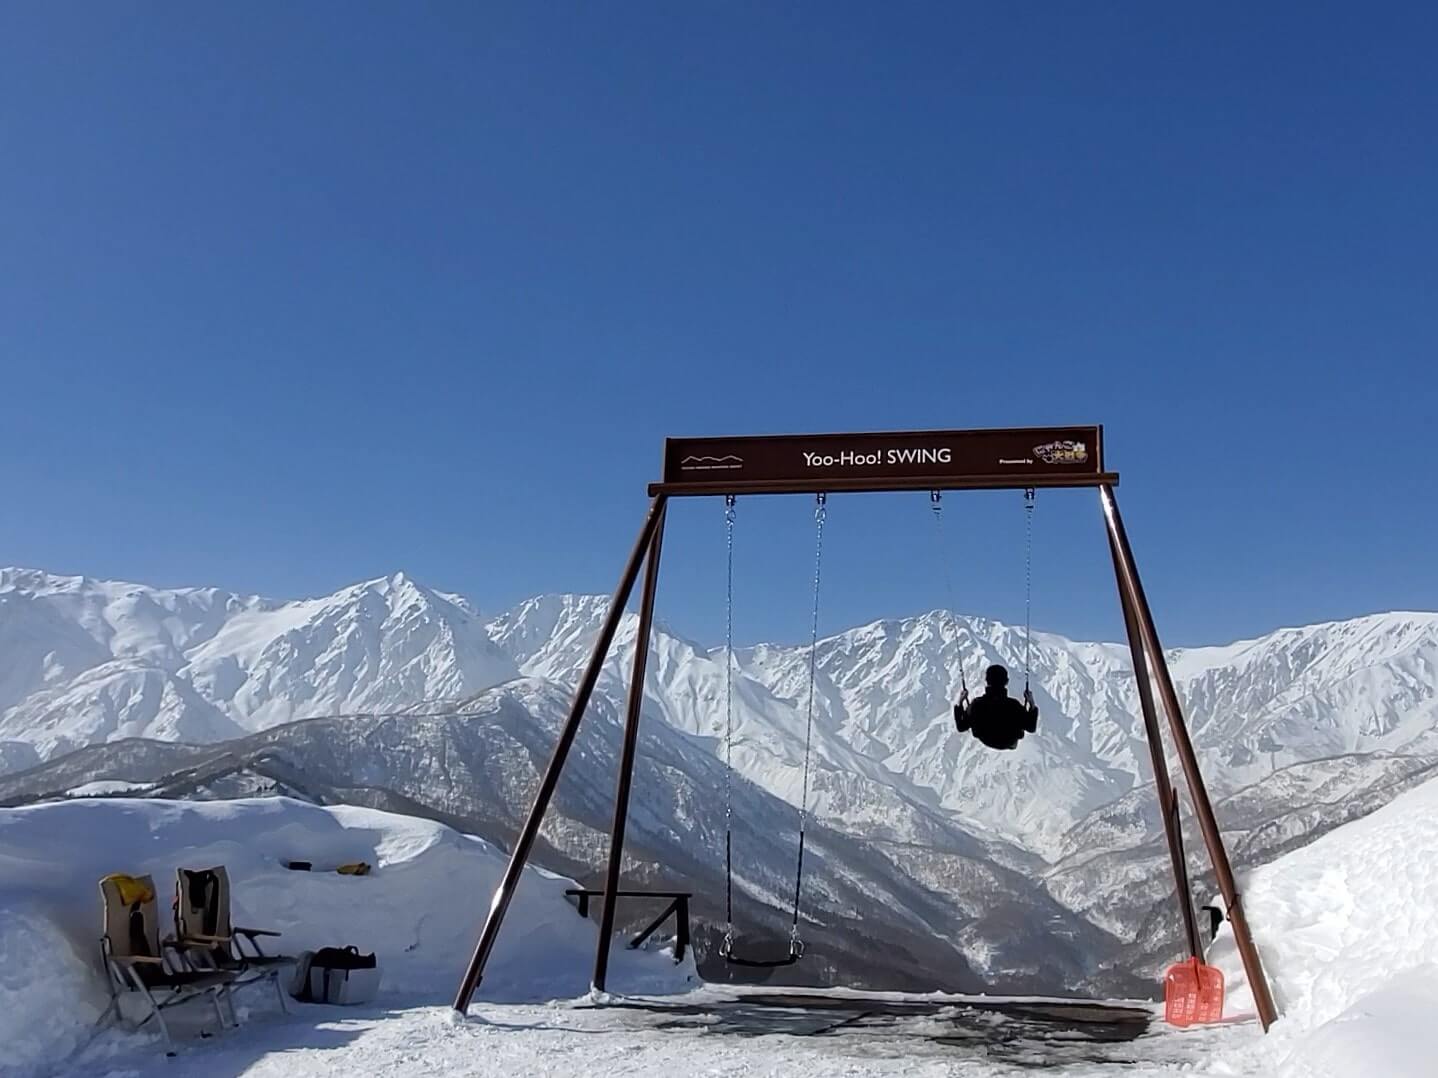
[{"left": 289, "top": 945, "right": 381, "bottom": 1004}]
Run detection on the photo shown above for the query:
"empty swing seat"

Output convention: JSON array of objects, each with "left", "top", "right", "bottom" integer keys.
[{"left": 721, "top": 941, "right": 803, "bottom": 969}]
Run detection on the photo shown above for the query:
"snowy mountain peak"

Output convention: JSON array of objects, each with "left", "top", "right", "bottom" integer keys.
[
  {"left": 332, "top": 570, "right": 441, "bottom": 608},
  {"left": 0, "top": 567, "right": 86, "bottom": 594},
  {"left": 0, "top": 568, "right": 519, "bottom": 758},
  {"left": 486, "top": 593, "right": 615, "bottom": 671}
]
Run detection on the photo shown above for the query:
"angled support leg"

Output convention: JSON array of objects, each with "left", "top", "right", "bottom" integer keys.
[
  {"left": 1101, "top": 485, "right": 1279, "bottom": 1031},
  {"left": 1108, "top": 529, "right": 1204, "bottom": 961},
  {"left": 593, "top": 501, "right": 668, "bottom": 992},
  {"left": 452, "top": 497, "right": 668, "bottom": 1014}
]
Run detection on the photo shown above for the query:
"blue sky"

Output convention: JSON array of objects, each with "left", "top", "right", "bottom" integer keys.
[{"left": 2, "top": 3, "right": 1434, "bottom": 649}]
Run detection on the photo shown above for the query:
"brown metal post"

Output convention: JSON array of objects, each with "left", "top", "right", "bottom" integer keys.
[
  {"left": 1101, "top": 486, "right": 1279, "bottom": 1031},
  {"left": 592, "top": 501, "right": 668, "bottom": 992},
  {"left": 452, "top": 497, "right": 667, "bottom": 1014},
  {"left": 1108, "top": 531, "right": 1204, "bottom": 961}
]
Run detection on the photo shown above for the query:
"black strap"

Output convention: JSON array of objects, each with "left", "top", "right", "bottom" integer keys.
[
  {"left": 790, "top": 831, "right": 807, "bottom": 937},
  {"left": 294, "top": 953, "right": 315, "bottom": 1002},
  {"left": 311, "top": 946, "right": 376, "bottom": 970},
  {"left": 724, "top": 830, "right": 733, "bottom": 937},
  {"left": 723, "top": 952, "right": 801, "bottom": 969},
  {"left": 200, "top": 872, "right": 219, "bottom": 936},
  {"left": 181, "top": 869, "right": 221, "bottom": 937},
  {"left": 128, "top": 904, "right": 149, "bottom": 958}
]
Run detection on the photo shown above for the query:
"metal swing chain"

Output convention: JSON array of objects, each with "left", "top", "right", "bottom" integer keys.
[
  {"left": 930, "top": 491, "right": 967, "bottom": 701},
  {"left": 790, "top": 491, "right": 826, "bottom": 956},
  {"left": 1024, "top": 488, "right": 1036, "bottom": 696},
  {"left": 722, "top": 494, "right": 737, "bottom": 957}
]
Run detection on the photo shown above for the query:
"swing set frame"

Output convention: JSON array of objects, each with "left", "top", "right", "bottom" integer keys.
[{"left": 451, "top": 425, "right": 1280, "bottom": 1032}]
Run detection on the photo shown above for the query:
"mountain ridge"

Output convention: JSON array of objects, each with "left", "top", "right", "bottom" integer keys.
[
  {"left": 3, "top": 564, "right": 1435, "bottom": 994},
  {"left": 3, "top": 565, "right": 1436, "bottom": 864}
]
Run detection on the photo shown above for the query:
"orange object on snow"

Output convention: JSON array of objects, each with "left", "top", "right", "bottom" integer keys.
[{"left": 1165, "top": 957, "right": 1225, "bottom": 1026}]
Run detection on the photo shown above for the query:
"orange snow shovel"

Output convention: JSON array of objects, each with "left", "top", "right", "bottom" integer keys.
[{"left": 1164, "top": 957, "right": 1225, "bottom": 1026}]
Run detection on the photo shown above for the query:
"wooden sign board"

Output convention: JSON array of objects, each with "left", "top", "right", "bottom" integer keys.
[{"left": 654, "top": 425, "right": 1109, "bottom": 495}]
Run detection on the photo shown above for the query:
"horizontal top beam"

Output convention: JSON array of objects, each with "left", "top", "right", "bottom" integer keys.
[
  {"left": 652, "top": 425, "right": 1109, "bottom": 496},
  {"left": 650, "top": 472, "right": 1119, "bottom": 497}
]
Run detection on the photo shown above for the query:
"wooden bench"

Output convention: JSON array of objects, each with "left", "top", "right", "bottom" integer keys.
[{"left": 565, "top": 889, "right": 692, "bottom": 964}]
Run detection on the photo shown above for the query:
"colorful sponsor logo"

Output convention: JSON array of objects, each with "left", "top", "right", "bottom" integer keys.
[{"left": 1033, "top": 440, "right": 1089, "bottom": 465}]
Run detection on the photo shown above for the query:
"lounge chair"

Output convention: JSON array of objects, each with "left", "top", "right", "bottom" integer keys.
[
  {"left": 174, "top": 866, "right": 293, "bottom": 1012},
  {"left": 99, "top": 873, "right": 237, "bottom": 1054}
]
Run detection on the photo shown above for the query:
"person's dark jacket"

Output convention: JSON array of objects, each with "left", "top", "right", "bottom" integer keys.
[{"left": 954, "top": 687, "right": 1039, "bottom": 751}]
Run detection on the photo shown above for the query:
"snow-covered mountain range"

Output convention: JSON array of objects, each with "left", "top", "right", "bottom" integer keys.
[
  {"left": 427, "top": 586, "right": 1438, "bottom": 855},
  {"left": 2, "top": 566, "right": 1435, "bottom": 991},
  {"left": 0, "top": 568, "right": 515, "bottom": 757}
]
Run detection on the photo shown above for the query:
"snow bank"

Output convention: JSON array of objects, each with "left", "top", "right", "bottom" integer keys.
[
  {"left": 0, "top": 797, "right": 694, "bottom": 1073},
  {"left": 1210, "top": 773, "right": 1438, "bottom": 1075},
  {"left": 1277, "top": 965, "right": 1438, "bottom": 1078}
]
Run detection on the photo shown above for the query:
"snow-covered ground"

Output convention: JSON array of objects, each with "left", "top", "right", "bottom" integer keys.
[
  {"left": 0, "top": 797, "right": 694, "bottom": 1076},
  {"left": 4, "top": 775, "right": 1438, "bottom": 1076},
  {"left": 1208, "top": 769, "right": 1438, "bottom": 1076},
  {"left": 36, "top": 992, "right": 1260, "bottom": 1078}
]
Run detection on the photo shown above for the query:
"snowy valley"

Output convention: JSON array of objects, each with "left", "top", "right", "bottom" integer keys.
[{"left": 2, "top": 566, "right": 1437, "bottom": 1003}]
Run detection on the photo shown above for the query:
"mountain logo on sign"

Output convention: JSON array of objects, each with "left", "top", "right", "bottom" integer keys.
[
  {"left": 680, "top": 455, "right": 744, "bottom": 471},
  {"left": 1033, "top": 440, "right": 1089, "bottom": 465}
]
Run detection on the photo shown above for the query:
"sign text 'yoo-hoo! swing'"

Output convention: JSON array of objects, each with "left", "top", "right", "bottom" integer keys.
[{"left": 656, "top": 426, "right": 1109, "bottom": 495}]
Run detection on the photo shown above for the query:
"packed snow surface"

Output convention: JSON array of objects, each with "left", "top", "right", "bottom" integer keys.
[
  {"left": 0, "top": 775, "right": 1431, "bottom": 1075},
  {"left": 34, "top": 993, "right": 1262, "bottom": 1077}
]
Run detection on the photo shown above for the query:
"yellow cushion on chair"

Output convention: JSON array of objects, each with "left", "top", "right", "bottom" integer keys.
[{"left": 102, "top": 873, "right": 155, "bottom": 906}]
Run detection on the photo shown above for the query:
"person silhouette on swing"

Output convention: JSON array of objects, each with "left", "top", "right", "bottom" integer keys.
[{"left": 954, "top": 664, "right": 1038, "bottom": 751}]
